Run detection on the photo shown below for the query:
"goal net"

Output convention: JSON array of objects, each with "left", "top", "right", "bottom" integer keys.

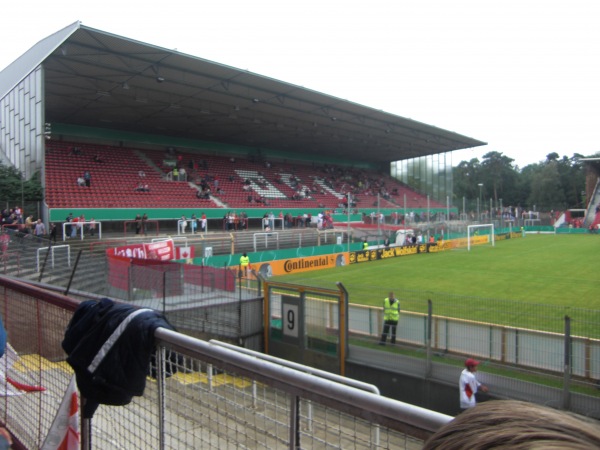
[{"left": 467, "top": 224, "right": 495, "bottom": 251}]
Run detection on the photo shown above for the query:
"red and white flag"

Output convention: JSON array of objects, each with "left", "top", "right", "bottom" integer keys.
[
  {"left": 41, "top": 375, "right": 80, "bottom": 450},
  {"left": 0, "top": 344, "right": 45, "bottom": 396}
]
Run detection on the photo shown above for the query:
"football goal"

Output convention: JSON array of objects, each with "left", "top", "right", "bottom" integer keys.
[{"left": 467, "top": 224, "right": 495, "bottom": 251}]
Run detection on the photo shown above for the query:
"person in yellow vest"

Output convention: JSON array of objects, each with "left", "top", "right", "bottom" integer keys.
[
  {"left": 362, "top": 238, "right": 369, "bottom": 250},
  {"left": 379, "top": 292, "right": 400, "bottom": 345},
  {"left": 240, "top": 252, "right": 250, "bottom": 277}
]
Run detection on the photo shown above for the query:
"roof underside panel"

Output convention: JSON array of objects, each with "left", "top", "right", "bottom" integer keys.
[{"left": 7, "top": 23, "right": 486, "bottom": 164}]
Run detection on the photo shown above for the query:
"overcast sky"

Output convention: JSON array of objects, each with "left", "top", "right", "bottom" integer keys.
[{"left": 2, "top": 1, "right": 599, "bottom": 168}]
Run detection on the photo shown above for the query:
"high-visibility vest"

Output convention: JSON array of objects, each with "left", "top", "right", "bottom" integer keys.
[
  {"left": 363, "top": 242, "right": 368, "bottom": 249},
  {"left": 383, "top": 298, "right": 400, "bottom": 322},
  {"left": 240, "top": 255, "right": 250, "bottom": 267}
]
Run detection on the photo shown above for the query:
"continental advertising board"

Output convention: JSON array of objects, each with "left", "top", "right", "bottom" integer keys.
[{"left": 249, "top": 253, "right": 348, "bottom": 279}]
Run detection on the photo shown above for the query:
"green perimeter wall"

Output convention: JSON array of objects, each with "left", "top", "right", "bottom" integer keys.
[
  {"left": 48, "top": 209, "right": 453, "bottom": 222},
  {"left": 188, "top": 242, "right": 364, "bottom": 268},
  {"left": 49, "top": 209, "right": 369, "bottom": 222}
]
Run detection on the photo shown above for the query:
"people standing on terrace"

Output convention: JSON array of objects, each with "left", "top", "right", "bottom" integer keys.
[{"left": 34, "top": 219, "right": 46, "bottom": 237}]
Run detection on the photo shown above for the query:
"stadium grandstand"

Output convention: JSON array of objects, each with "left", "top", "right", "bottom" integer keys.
[{"left": 0, "top": 21, "right": 485, "bottom": 228}]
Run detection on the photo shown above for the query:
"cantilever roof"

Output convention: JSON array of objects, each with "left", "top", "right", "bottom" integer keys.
[{"left": 0, "top": 22, "right": 486, "bottom": 164}]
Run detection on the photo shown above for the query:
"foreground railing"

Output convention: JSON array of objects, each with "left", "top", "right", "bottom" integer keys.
[{"left": 0, "top": 275, "right": 451, "bottom": 449}]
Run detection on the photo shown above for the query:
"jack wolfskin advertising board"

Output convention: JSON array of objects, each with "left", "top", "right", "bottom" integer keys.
[{"left": 348, "top": 243, "right": 451, "bottom": 264}]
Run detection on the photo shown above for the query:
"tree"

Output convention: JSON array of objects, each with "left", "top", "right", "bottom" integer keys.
[
  {"left": 527, "top": 162, "right": 566, "bottom": 210},
  {"left": 555, "top": 154, "right": 585, "bottom": 208},
  {"left": 0, "top": 163, "right": 43, "bottom": 205},
  {"left": 479, "top": 151, "right": 517, "bottom": 207},
  {"left": 452, "top": 158, "right": 481, "bottom": 201},
  {"left": 453, "top": 151, "right": 587, "bottom": 212}
]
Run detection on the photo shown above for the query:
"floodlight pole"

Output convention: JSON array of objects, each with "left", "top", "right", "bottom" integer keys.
[
  {"left": 427, "top": 195, "right": 430, "bottom": 229},
  {"left": 347, "top": 192, "right": 351, "bottom": 253},
  {"left": 478, "top": 183, "right": 484, "bottom": 222},
  {"left": 377, "top": 194, "right": 381, "bottom": 238},
  {"left": 403, "top": 193, "right": 407, "bottom": 229}
]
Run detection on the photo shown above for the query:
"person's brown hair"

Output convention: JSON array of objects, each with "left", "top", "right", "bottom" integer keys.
[{"left": 424, "top": 400, "right": 600, "bottom": 450}]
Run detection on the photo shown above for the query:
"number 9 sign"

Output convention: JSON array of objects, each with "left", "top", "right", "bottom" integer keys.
[{"left": 283, "top": 304, "right": 299, "bottom": 338}]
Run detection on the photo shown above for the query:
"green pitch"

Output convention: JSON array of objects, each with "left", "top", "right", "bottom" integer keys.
[{"left": 271, "top": 234, "right": 600, "bottom": 337}]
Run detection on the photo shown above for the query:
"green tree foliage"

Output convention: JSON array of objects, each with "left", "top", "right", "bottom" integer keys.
[
  {"left": 0, "top": 163, "right": 43, "bottom": 203},
  {"left": 479, "top": 151, "right": 517, "bottom": 206},
  {"left": 452, "top": 158, "right": 481, "bottom": 201},
  {"left": 527, "top": 162, "right": 566, "bottom": 210},
  {"left": 453, "top": 152, "right": 587, "bottom": 211}
]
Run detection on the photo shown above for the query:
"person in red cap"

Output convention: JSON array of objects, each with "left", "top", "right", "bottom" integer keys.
[{"left": 459, "top": 358, "right": 488, "bottom": 410}]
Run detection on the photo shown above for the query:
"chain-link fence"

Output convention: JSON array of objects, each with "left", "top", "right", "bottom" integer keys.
[
  {"left": 0, "top": 276, "right": 451, "bottom": 449},
  {"left": 287, "top": 283, "right": 600, "bottom": 418}
]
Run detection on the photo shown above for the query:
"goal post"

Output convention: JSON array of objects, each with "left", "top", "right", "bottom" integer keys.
[{"left": 467, "top": 224, "right": 495, "bottom": 251}]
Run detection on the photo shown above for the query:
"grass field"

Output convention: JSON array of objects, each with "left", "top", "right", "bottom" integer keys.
[{"left": 271, "top": 234, "right": 600, "bottom": 337}]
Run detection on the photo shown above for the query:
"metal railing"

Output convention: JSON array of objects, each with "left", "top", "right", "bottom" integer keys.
[{"left": 0, "top": 275, "right": 451, "bottom": 449}]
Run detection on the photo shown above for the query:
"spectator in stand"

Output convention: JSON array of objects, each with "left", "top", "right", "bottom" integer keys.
[
  {"left": 88, "top": 218, "right": 97, "bottom": 237},
  {"left": 424, "top": 400, "right": 600, "bottom": 450},
  {"left": 78, "top": 214, "right": 86, "bottom": 236},
  {"left": 134, "top": 214, "right": 142, "bottom": 235},
  {"left": 138, "top": 170, "right": 146, "bottom": 177},
  {"left": 190, "top": 214, "right": 198, "bottom": 233},
  {"left": 49, "top": 223, "right": 57, "bottom": 243},
  {"left": 14, "top": 206, "right": 22, "bottom": 224},
  {"left": 200, "top": 212, "right": 207, "bottom": 233},
  {"left": 65, "top": 213, "right": 73, "bottom": 238},
  {"left": 227, "top": 212, "right": 235, "bottom": 231},
  {"left": 93, "top": 154, "right": 103, "bottom": 163},
  {"left": 83, "top": 170, "right": 91, "bottom": 187},
  {"left": 239, "top": 211, "right": 248, "bottom": 230},
  {"left": 25, "top": 215, "right": 35, "bottom": 233},
  {"left": 142, "top": 213, "right": 148, "bottom": 235},
  {"left": 34, "top": 219, "right": 46, "bottom": 237},
  {"left": 285, "top": 212, "right": 293, "bottom": 229},
  {"left": 77, "top": 176, "right": 86, "bottom": 187},
  {"left": 70, "top": 215, "right": 79, "bottom": 238}
]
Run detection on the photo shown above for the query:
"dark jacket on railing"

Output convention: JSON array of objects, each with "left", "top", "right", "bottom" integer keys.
[{"left": 62, "top": 298, "right": 178, "bottom": 418}]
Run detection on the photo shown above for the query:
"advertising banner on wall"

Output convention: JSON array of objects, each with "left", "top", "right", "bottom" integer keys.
[
  {"left": 248, "top": 253, "right": 349, "bottom": 279},
  {"left": 107, "top": 239, "right": 192, "bottom": 261},
  {"left": 348, "top": 242, "right": 451, "bottom": 264}
]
